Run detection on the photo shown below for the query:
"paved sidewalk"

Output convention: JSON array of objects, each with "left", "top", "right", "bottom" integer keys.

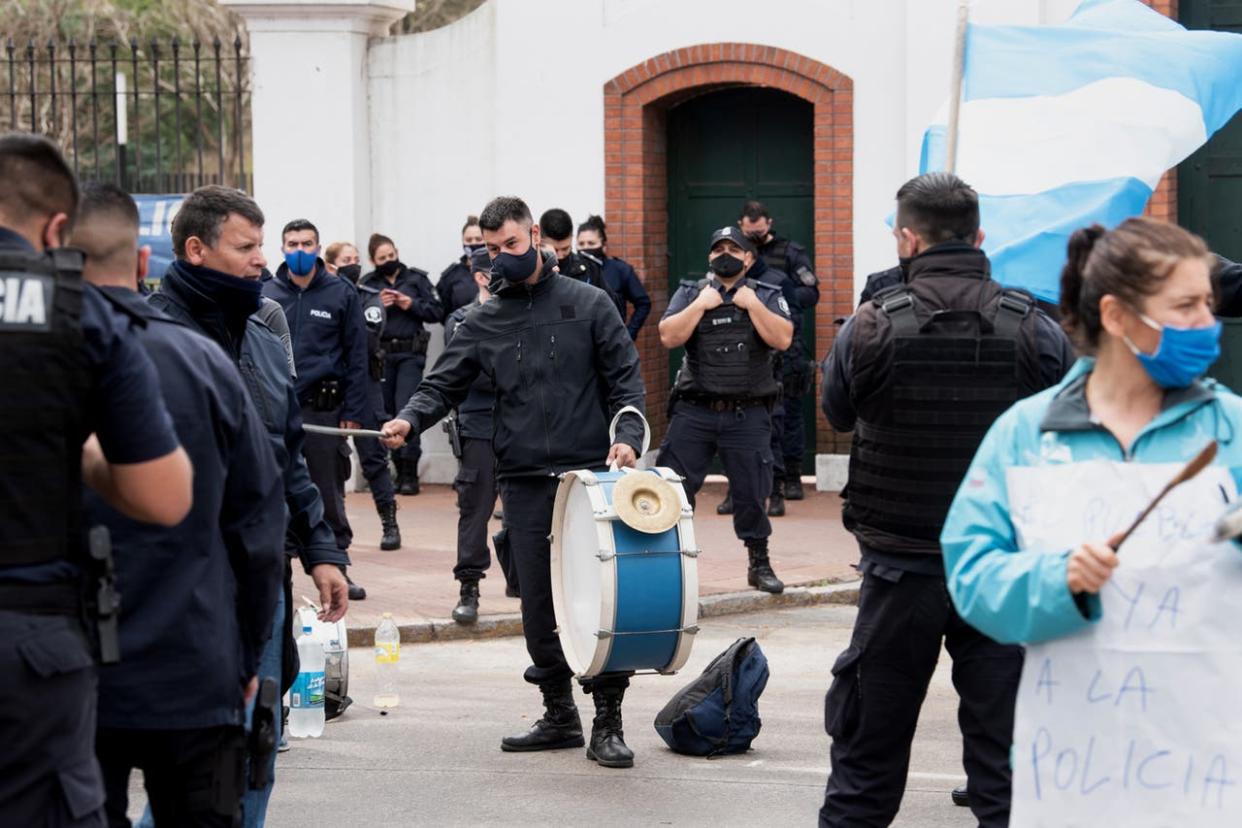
[{"left": 292, "top": 479, "right": 862, "bottom": 638}]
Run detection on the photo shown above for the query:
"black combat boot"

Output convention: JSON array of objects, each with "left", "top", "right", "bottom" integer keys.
[
  {"left": 765, "top": 471, "right": 784, "bottom": 518},
  {"left": 746, "top": 543, "right": 785, "bottom": 594},
  {"left": 587, "top": 684, "right": 634, "bottom": 768},
  {"left": 341, "top": 565, "right": 366, "bottom": 601},
  {"left": 377, "top": 500, "right": 401, "bottom": 550},
  {"left": 716, "top": 488, "right": 734, "bottom": 515},
  {"left": 784, "top": 472, "right": 805, "bottom": 501},
  {"left": 501, "top": 680, "right": 584, "bottom": 752},
  {"left": 951, "top": 785, "right": 970, "bottom": 807},
  {"left": 452, "top": 580, "right": 480, "bottom": 625},
  {"left": 398, "top": 459, "right": 420, "bottom": 496}
]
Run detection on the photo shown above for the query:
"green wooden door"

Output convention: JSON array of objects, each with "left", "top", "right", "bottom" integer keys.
[
  {"left": 666, "top": 87, "right": 816, "bottom": 469},
  {"left": 1180, "top": 0, "right": 1242, "bottom": 388}
]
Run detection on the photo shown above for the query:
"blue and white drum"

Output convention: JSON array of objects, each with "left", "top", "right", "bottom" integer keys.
[{"left": 550, "top": 466, "right": 700, "bottom": 678}]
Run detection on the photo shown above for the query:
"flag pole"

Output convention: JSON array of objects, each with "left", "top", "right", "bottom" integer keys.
[{"left": 945, "top": 1, "right": 970, "bottom": 174}]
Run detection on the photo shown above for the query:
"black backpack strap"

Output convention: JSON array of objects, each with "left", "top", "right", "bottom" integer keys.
[
  {"left": 993, "top": 288, "right": 1033, "bottom": 339},
  {"left": 878, "top": 288, "right": 919, "bottom": 337}
]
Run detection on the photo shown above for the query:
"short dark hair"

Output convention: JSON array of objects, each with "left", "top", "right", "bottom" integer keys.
[
  {"left": 462, "top": 214, "right": 480, "bottom": 235},
  {"left": 894, "top": 172, "right": 980, "bottom": 245},
  {"left": 577, "top": 214, "right": 607, "bottom": 243},
  {"left": 739, "top": 200, "right": 770, "bottom": 222},
  {"left": 0, "top": 132, "right": 79, "bottom": 232},
  {"left": 282, "top": 218, "right": 319, "bottom": 244},
  {"left": 74, "top": 183, "right": 140, "bottom": 265},
  {"left": 538, "top": 208, "right": 573, "bottom": 242},
  {"left": 172, "top": 185, "right": 264, "bottom": 258},
  {"left": 479, "top": 196, "right": 532, "bottom": 232}
]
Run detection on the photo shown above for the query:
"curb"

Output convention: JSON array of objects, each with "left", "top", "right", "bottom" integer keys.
[{"left": 345, "top": 580, "right": 861, "bottom": 648}]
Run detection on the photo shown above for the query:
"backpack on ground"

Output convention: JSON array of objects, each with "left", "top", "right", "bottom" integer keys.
[{"left": 653, "top": 636, "right": 769, "bottom": 757}]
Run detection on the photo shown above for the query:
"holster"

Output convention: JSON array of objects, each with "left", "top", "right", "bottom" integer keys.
[
  {"left": 309, "top": 379, "right": 343, "bottom": 412},
  {"left": 85, "top": 525, "right": 121, "bottom": 664},
  {"left": 248, "top": 677, "right": 279, "bottom": 790},
  {"left": 369, "top": 350, "right": 386, "bottom": 382},
  {"left": 442, "top": 414, "right": 463, "bottom": 460}
]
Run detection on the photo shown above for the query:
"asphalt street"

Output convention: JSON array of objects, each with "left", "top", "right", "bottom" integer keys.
[{"left": 128, "top": 604, "right": 976, "bottom": 827}]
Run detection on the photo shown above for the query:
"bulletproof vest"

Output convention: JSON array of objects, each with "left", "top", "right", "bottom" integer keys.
[
  {"left": 674, "top": 282, "right": 780, "bottom": 400},
  {"left": 761, "top": 238, "right": 791, "bottom": 277},
  {"left": 0, "top": 246, "right": 91, "bottom": 567},
  {"left": 844, "top": 277, "right": 1042, "bottom": 552}
]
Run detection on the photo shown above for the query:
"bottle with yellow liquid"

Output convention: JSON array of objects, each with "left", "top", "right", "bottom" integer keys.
[{"left": 373, "top": 613, "right": 400, "bottom": 709}]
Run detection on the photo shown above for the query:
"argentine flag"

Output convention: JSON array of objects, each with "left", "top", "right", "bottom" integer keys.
[{"left": 919, "top": 0, "right": 1242, "bottom": 303}]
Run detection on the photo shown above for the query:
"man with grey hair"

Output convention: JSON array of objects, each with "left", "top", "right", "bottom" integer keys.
[{"left": 148, "top": 184, "right": 348, "bottom": 827}]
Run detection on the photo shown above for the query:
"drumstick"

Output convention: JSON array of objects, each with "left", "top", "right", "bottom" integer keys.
[{"left": 1112, "top": 440, "right": 1217, "bottom": 552}]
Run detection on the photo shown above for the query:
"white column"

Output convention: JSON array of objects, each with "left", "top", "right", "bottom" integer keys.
[{"left": 220, "top": 0, "right": 415, "bottom": 264}]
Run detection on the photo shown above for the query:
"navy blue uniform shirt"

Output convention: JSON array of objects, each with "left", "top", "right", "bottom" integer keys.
[
  {"left": 262, "top": 262, "right": 370, "bottom": 422},
  {"left": 444, "top": 300, "right": 495, "bottom": 440},
  {"left": 594, "top": 255, "right": 651, "bottom": 340},
  {"left": 88, "top": 287, "right": 284, "bottom": 729},
  {"left": 358, "top": 264, "right": 443, "bottom": 340},
  {"left": 0, "top": 228, "right": 179, "bottom": 584}
]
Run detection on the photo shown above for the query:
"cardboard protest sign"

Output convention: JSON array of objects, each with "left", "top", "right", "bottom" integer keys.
[{"left": 1007, "top": 459, "right": 1242, "bottom": 827}]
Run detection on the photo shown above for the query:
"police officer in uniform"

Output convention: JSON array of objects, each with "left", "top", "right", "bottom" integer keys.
[
  {"left": 349, "top": 261, "right": 402, "bottom": 551},
  {"left": 71, "top": 184, "right": 285, "bottom": 827},
  {"left": 381, "top": 196, "right": 646, "bottom": 769},
  {"left": 436, "top": 215, "right": 487, "bottom": 320},
  {"left": 0, "top": 133, "right": 193, "bottom": 827},
  {"left": 263, "top": 219, "right": 371, "bottom": 600},
  {"left": 360, "top": 233, "right": 444, "bottom": 495},
  {"left": 538, "top": 208, "right": 623, "bottom": 318},
  {"left": 739, "top": 200, "right": 820, "bottom": 502},
  {"left": 818, "top": 173, "right": 1074, "bottom": 827},
  {"left": 657, "top": 226, "right": 793, "bottom": 595},
  {"left": 150, "top": 186, "right": 349, "bottom": 827},
  {"left": 445, "top": 249, "right": 517, "bottom": 624}
]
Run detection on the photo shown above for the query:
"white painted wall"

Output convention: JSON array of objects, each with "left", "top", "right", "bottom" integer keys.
[
  {"left": 367, "top": 0, "right": 1085, "bottom": 298},
  {"left": 229, "top": 0, "right": 1088, "bottom": 483}
]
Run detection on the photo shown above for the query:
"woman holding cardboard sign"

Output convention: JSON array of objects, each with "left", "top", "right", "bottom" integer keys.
[
  {"left": 942, "top": 216, "right": 1237, "bottom": 644},
  {"left": 941, "top": 216, "right": 1242, "bottom": 825}
]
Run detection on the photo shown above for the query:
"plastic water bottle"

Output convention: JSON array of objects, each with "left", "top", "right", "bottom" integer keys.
[
  {"left": 374, "top": 613, "right": 400, "bottom": 709},
  {"left": 288, "top": 625, "right": 325, "bottom": 737}
]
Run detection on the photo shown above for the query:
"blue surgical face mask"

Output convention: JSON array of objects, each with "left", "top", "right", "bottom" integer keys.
[
  {"left": 1124, "top": 312, "right": 1222, "bottom": 389},
  {"left": 493, "top": 234, "right": 539, "bottom": 283},
  {"left": 284, "top": 248, "right": 318, "bottom": 277}
]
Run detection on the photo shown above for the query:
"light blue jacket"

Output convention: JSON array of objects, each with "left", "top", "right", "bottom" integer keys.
[{"left": 941, "top": 357, "right": 1242, "bottom": 645}]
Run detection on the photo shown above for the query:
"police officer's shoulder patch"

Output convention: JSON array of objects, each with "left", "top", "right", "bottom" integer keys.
[
  {"left": 0, "top": 271, "right": 55, "bottom": 332},
  {"left": 364, "top": 305, "right": 383, "bottom": 325},
  {"left": 796, "top": 265, "right": 817, "bottom": 287},
  {"left": 778, "top": 296, "right": 791, "bottom": 316}
]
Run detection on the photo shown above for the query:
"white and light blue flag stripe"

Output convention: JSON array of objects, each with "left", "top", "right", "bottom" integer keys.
[{"left": 918, "top": 0, "right": 1242, "bottom": 302}]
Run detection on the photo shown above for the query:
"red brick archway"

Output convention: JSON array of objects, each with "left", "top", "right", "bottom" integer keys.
[{"left": 603, "top": 44, "right": 854, "bottom": 451}]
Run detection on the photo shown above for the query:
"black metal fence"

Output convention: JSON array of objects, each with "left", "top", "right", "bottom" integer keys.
[{"left": 3, "top": 36, "right": 251, "bottom": 194}]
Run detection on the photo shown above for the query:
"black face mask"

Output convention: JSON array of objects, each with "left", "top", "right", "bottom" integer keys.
[
  {"left": 581, "top": 248, "right": 605, "bottom": 262},
  {"left": 708, "top": 253, "right": 745, "bottom": 279},
  {"left": 557, "top": 256, "right": 573, "bottom": 273},
  {"left": 377, "top": 259, "right": 402, "bottom": 278},
  {"left": 463, "top": 243, "right": 486, "bottom": 258},
  {"left": 494, "top": 235, "right": 539, "bottom": 283},
  {"left": 337, "top": 263, "right": 362, "bottom": 283}
]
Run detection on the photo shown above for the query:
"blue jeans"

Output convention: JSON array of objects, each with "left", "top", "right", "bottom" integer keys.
[{"left": 133, "top": 589, "right": 284, "bottom": 827}]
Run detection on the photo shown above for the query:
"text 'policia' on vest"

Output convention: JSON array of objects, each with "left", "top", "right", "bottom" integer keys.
[
  {"left": 673, "top": 278, "right": 781, "bottom": 402},
  {"left": 0, "top": 246, "right": 90, "bottom": 570},
  {"left": 844, "top": 245, "right": 1045, "bottom": 554}
]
